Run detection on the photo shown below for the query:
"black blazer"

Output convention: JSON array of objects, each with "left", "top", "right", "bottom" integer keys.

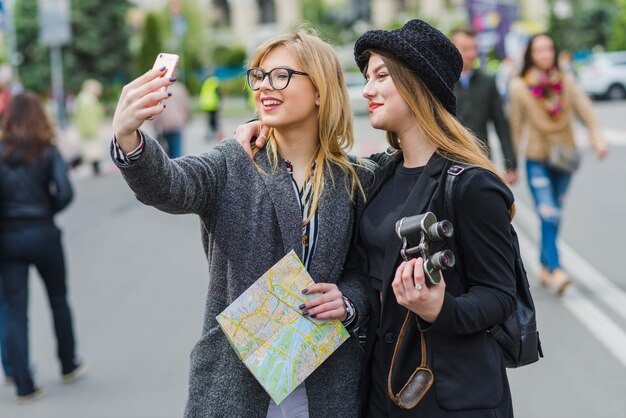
[{"left": 357, "top": 152, "right": 516, "bottom": 418}]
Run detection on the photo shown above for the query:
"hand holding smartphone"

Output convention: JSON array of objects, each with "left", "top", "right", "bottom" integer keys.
[{"left": 148, "top": 53, "right": 179, "bottom": 116}]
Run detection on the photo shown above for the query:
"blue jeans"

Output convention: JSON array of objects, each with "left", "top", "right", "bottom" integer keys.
[
  {"left": 0, "top": 222, "right": 77, "bottom": 396},
  {"left": 0, "top": 281, "right": 12, "bottom": 379},
  {"left": 161, "top": 130, "right": 182, "bottom": 159},
  {"left": 526, "top": 160, "right": 572, "bottom": 272}
]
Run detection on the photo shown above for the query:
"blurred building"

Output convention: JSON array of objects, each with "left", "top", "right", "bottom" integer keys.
[{"left": 130, "top": 0, "right": 549, "bottom": 52}]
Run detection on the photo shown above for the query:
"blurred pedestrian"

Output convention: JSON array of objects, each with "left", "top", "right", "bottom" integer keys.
[
  {"left": 199, "top": 70, "right": 223, "bottom": 140},
  {"left": 0, "top": 91, "right": 86, "bottom": 404},
  {"left": 111, "top": 29, "right": 369, "bottom": 417},
  {"left": 74, "top": 79, "right": 105, "bottom": 175},
  {"left": 0, "top": 64, "right": 13, "bottom": 121},
  {"left": 509, "top": 33, "right": 609, "bottom": 295},
  {"left": 451, "top": 27, "right": 518, "bottom": 184},
  {"left": 0, "top": 63, "right": 14, "bottom": 385},
  {"left": 151, "top": 79, "right": 192, "bottom": 158}
]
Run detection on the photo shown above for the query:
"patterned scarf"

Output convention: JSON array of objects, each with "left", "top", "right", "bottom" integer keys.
[{"left": 524, "top": 67, "right": 565, "bottom": 118}]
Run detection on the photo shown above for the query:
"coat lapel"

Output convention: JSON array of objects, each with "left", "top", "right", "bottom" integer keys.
[
  {"left": 255, "top": 149, "right": 303, "bottom": 258},
  {"left": 380, "top": 154, "right": 447, "bottom": 311},
  {"left": 308, "top": 165, "right": 353, "bottom": 283}
]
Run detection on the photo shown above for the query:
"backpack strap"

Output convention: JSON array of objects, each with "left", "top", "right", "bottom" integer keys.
[{"left": 444, "top": 164, "right": 483, "bottom": 294}]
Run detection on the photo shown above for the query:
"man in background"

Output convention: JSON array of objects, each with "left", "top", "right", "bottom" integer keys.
[{"left": 451, "top": 27, "right": 518, "bottom": 184}]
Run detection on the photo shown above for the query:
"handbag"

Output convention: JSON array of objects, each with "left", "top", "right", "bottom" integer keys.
[
  {"left": 547, "top": 144, "right": 580, "bottom": 172},
  {"left": 387, "top": 311, "right": 434, "bottom": 409}
]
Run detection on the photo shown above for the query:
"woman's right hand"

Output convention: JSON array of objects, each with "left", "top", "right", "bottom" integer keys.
[
  {"left": 234, "top": 121, "right": 270, "bottom": 158},
  {"left": 112, "top": 67, "right": 174, "bottom": 153}
]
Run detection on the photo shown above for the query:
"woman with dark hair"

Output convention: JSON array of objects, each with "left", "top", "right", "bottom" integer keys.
[
  {"left": 509, "top": 33, "right": 608, "bottom": 295},
  {"left": 0, "top": 91, "right": 85, "bottom": 403}
]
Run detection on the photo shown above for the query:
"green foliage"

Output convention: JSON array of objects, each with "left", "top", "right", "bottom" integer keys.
[
  {"left": 14, "top": 0, "right": 132, "bottom": 100},
  {"left": 151, "top": 0, "right": 207, "bottom": 96},
  {"left": 14, "top": 0, "right": 50, "bottom": 94},
  {"left": 220, "top": 76, "right": 247, "bottom": 98},
  {"left": 137, "top": 13, "right": 164, "bottom": 75},
  {"left": 608, "top": 0, "right": 626, "bottom": 50},
  {"left": 212, "top": 45, "right": 247, "bottom": 67},
  {"left": 548, "top": 0, "right": 618, "bottom": 51},
  {"left": 302, "top": 0, "right": 324, "bottom": 24}
]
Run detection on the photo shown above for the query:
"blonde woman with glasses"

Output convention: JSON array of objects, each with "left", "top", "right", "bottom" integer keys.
[{"left": 110, "top": 29, "right": 370, "bottom": 418}]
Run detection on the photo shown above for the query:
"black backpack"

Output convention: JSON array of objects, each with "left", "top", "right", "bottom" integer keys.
[{"left": 444, "top": 164, "right": 543, "bottom": 368}]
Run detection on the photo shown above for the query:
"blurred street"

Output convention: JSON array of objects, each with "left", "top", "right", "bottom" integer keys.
[{"left": 1, "top": 99, "right": 625, "bottom": 417}]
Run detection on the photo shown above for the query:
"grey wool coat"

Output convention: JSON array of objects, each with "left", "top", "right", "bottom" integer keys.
[{"left": 115, "top": 132, "right": 370, "bottom": 418}]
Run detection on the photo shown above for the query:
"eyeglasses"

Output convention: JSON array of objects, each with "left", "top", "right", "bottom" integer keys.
[{"left": 246, "top": 67, "right": 309, "bottom": 91}]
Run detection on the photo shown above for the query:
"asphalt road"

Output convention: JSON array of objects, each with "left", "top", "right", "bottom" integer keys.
[{"left": 2, "top": 100, "right": 625, "bottom": 417}]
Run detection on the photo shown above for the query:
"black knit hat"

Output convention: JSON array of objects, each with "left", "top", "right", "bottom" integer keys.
[{"left": 354, "top": 19, "right": 462, "bottom": 115}]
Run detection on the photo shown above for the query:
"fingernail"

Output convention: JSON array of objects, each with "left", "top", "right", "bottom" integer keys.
[
  {"left": 301, "top": 289, "right": 308, "bottom": 294},
  {"left": 163, "top": 104, "right": 166, "bottom": 108},
  {"left": 159, "top": 66, "right": 166, "bottom": 71},
  {"left": 302, "top": 311, "right": 309, "bottom": 316},
  {"left": 298, "top": 304, "right": 306, "bottom": 310},
  {"left": 310, "top": 314, "right": 317, "bottom": 319},
  {"left": 168, "top": 92, "right": 172, "bottom": 97},
  {"left": 169, "top": 76, "right": 176, "bottom": 82}
]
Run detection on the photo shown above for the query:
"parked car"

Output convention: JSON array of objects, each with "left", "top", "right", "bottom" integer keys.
[
  {"left": 345, "top": 72, "right": 368, "bottom": 115},
  {"left": 578, "top": 51, "right": 626, "bottom": 100}
]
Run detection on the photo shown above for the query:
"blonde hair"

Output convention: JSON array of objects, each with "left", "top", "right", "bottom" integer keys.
[
  {"left": 363, "top": 49, "right": 515, "bottom": 218},
  {"left": 248, "top": 29, "right": 366, "bottom": 219}
]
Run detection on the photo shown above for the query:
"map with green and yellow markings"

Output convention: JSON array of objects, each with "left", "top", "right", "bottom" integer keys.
[{"left": 217, "top": 250, "right": 350, "bottom": 405}]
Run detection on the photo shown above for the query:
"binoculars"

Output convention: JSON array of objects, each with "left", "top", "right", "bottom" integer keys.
[{"left": 395, "top": 212, "right": 456, "bottom": 286}]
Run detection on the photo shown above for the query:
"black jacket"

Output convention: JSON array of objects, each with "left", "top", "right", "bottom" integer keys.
[
  {"left": 454, "top": 70, "right": 517, "bottom": 171},
  {"left": 357, "top": 152, "right": 516, "bottom": 417},
  {"left": 0, "top": 144, "right": 73, "bottom": 224}
]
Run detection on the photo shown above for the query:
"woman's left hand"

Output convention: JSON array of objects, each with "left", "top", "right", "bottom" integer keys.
[
  {"left": 392, "top": 258, "right": 445, "bottom": 323},
  {"left": 300, "top": 283, "right": 347, "bottom": 321},
  {"left": 595, "top": 142, "right": 608, "bottom": 160}
]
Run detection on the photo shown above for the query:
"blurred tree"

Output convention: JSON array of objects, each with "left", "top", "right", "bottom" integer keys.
[
  {"left": 67, "top": 0, "right": 133, "bottom": 98},
  {"left": 608, "top": 0, "right": 626, "bottom": 50},
  {"left": 548, "top": 0, "right": 617, "bottom": 52},
  {"left": 158, "top": 0, "right": 206, "bottom": 95},
  {"left": 137, "top": 13, "right": 164, "bottom": 75},
  {"left": 212, "top": 45, "right": 246, "bottom": 67},
  {"left": 14, "top": 0, "right": 132, "bottom": 99},
  {"left": 14, "top": 0, "right": 50, "bottom": 94}
]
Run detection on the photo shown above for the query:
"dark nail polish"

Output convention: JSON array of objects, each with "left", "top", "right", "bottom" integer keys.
[
  {"left": 301, "top": 288, "right": 308, "bottom": 294},
  {"left": 163, "top": 104, "right": 166, "bottom": 108},
  {"left": 302, "top": 311, "right": 309, "bottom": 316},
  {"left": 298, "top": 304, "right": 306, "bottom": 310},
  {"left": 169, "top": 76, "right": 177, "bottom": 82},
  {"left": 310, "top": 314, "right": 316, "bottom": 319},
  {"left": 168, "top": 92, "right": 172, "bottom": 97},
  {"left": 159, "top": 66, "right": 166, "bottom": 71}
]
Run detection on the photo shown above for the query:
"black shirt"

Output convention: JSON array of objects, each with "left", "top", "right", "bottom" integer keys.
[{"left": 360, "top": 163, "right": 424, "bottom": 291}]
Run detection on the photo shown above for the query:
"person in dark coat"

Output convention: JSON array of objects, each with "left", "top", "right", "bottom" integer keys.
[
  {"left": 0, "top": 92, "right": 85, "bottom": 403},
  {"left": 451, "top": 27, "right": 518, "bottom": 185},
  {"left": 352, "top": 20, "right": 516, "bottom": 417}
]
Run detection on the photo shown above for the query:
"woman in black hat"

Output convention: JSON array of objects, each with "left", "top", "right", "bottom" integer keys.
[
  {"left": 351, "top": 19, "right": 516, "bottom": 417},
  {"left": 235, "top": 19, "right": 517, "bottom": 418}
]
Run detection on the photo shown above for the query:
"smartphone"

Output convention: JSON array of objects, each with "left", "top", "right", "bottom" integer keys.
[{"left": 150, "top": 52, "right": 179, "bottom": 107}]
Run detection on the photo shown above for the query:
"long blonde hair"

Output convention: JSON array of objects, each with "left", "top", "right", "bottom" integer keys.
[
  {"left": 362, "top": 49, "right": 515, "bottom": 218},
  {"left": 248, "top": 29, "right": 366, "bottom": 219}
]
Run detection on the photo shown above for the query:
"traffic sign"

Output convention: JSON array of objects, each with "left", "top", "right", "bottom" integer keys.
[{"left": 38, "top": 0, "right": 72, "bottom": 46}]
